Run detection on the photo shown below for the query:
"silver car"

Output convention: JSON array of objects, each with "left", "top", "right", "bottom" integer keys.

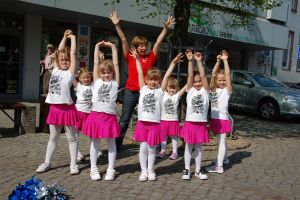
[{"left": 230, "top": 70, "right": 300, "bottom": 120}]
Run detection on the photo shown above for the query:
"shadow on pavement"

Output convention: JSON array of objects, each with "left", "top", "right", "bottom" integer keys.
[{"left": 0, "top": 128, "right": 20, "bottom": 138}]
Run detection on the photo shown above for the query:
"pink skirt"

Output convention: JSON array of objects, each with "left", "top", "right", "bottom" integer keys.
[
  {"left": 75, "top": 109, "right": 89, "bottom": 131},
  {"left": 210, "top": 118, "right": 232, "bottom": 134},
  {"left": 180, "top": 121, "right": 209, "bottom": 144},
  {"left": 82, "top": 111, "right": 120, "bottom": 139},
  {"left": 160, "top": 120, "right": 180, "bottom": 141},
  {"left": 47, "top": 104, "right": 77, "bottom": 126},
  {"left": 134, "top": 121, "right": 162, "bottom": 146}
]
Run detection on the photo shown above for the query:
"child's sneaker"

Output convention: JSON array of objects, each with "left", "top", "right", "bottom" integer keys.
[
  {"left": 70, "top": 164, "right": 79, "bottom": 175},
  {"left": 195, "top": 170, "right": 208, "bottom": 180},
  {"left": 212, "top": 158, "right": 230, "bottom": 165},
  {"left": 207, "top": 165, "right": 224, "bottom": 174},
  {"left": 76, "top": 153, "right": 84, "bottom": 163},
  {"left": 104, "top": 169, "right": 116, "bottom": 181},
  {"left": 139, "top": 170, "right": 148, "bottom": 182},
  {"left": 169, "top": 152, "right": 178, "bottom": 160},
  {"left": 157, "top": 151, "right": 165, "bottom": 159},
  {"left": 36, "top": 163, "right": 51, "bottom": 173},
  {"left": 181, "top": 169, "right": 190, "bottom": 180},
  {"left": 147, "top": 169, "right": 156, "bottom": 181},
  {"left": 90, "top": 166, "right": 101, "bottom": 181}
]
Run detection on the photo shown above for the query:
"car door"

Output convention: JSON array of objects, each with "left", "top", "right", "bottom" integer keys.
[{"left": 230, "top": 72, "right": 257, "bottom": 111}]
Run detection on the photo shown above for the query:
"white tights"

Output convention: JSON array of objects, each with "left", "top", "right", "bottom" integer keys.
[
  {"left": 139, "top": 142, "right": 156, "bottom": 171},
  {"left": 45, "top": 125, "right": 78, "bottom": 166},
  {"left": 184, "top": 143, "right": 202, "bottom": 172},
  {"left": 90, "top": 138, "right": 116, "bottom": 170},
  {"left": 217, "top": 134, "right": 227, "bottom": 167},
  {"left": 160, "top": 136, "right": 178, "bottom": 154}
]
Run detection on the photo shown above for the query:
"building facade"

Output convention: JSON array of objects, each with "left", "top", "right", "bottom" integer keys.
[{"left": 0, "top": 0, "right": 297, "bottom": 101}]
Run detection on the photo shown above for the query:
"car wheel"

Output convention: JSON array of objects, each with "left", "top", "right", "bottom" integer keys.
[{"left": 259, "top": 99, "right": 279, "bottom": 120}]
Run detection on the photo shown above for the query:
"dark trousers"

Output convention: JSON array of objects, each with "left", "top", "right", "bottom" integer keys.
[{"left": 116, "top": 89, "right": 140, "bottom": 148}]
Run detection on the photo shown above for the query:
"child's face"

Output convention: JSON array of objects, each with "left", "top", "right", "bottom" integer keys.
[
  {"left": 146, "top": 78, "right": 160, "bottom": 89},
  {"left": 79, "top": 73, "right": 91, "bottom": 86},
  {"left": 100, "top": 69, "right": 113, "bottom": 82},
  {"left": 166, "top": 86, "right": 177, "bottom": 96},
  {"left": 137, "top": 44, "right": 147, "bottom": 56},
  {"left": 193, "top": 74, "right": 203, "bottom": 91},
  {"left": 216, "top": 74, "right": 226, "bottom": 89},
  {"left": 58, "top": 54, "right": 70, "bottom": 70}
]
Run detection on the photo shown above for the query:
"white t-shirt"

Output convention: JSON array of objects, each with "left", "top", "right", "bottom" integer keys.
[
  {"left": 138, "top": 86, "right": 163, "bottom": 123},
  {"left": 91, "top": 79, "right": 119, "bottom": 115},
  {"left": 75, "top": 82, "right": 93, "bottom": 113},
  {"left": 210, "top": 87, "right": 231, "bottom": 120},
  {"left": 161, "top": 92, "right": 180, "bottom": 121},
  {"left": 185, "top": 87, "right": 209, "bottom": 122},
  {"left": 45, "top": 67, "right": 74, "bottom": 104}
]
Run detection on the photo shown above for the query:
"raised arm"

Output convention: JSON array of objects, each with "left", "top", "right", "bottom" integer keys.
[
  {"left": 185, "top": 49, "right": 194, "bottom": 90},
  {"left": 105, "top": 41, "right": 120, "bottom": 85},
  {"left": 211, "top": 54, "right": 222, "bottom": 76},
  {"left": 152, "top": 15, "right": 175, "bottom": 55},
  {"left": 221, "top": 51, "right": 232, "bottom": 93},
  {"left": 58, "top": 30, "right": 72, "bottom": 50},
  {"left": 109, "top": 11, "right": 129, "bottom": 58},
  {"left": 194, "top": 52, "right": 209, "bottom": 91},
  {"left": 68, "top": 34, "right": 76, "bottom": 75},
  {"left": 93, "top": 41, "right": 104, "bottom": 81},
  {"left": 161, "top": 53, "right": 183, "bottom": 91},
  {"left": 130, "top": 48, "right": 145, "bottom": 88}
]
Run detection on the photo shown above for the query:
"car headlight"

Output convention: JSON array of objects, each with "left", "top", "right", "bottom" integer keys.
[{"left": 283, "top": 95, "right": 300, "bottom": 102}]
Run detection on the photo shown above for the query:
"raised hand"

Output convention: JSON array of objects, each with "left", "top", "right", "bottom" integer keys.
[
  {"left": 185, "top": 49, "right": 193, "bottom": 61},
  {"left": 109, "top": 11, "right": 121, "bottom": 25},
  {"left": 64, "top": 29, "right": 73, "bottom": 37},
  {"left": 220, "top": 50, "right": 228, "bottom": 60},
  {"left": 164, "top": 15, "right": 176, "bottom": 29},
  {"left": 103, "top": 41, "right": 115, "bottom": 48},
  {"left": 172, "top": 53, "right": 184, "bottom": 64},
  {"left": 129, "top": 48, "right": 139, "bottom": 60},
  {"left": 194, "top": 52, "right": 204, "bottom": 62}
]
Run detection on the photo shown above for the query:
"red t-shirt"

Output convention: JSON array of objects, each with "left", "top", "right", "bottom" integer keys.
[{"left": 125, "top": 50, "right": 157, "bottom": 91}]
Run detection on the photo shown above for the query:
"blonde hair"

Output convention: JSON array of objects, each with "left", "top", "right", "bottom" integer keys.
[
  {"left": 145, "top": 68, "right": 161, "bottom": 82},
  {"left": 79, "top": 68, "right": 91, "bottom": 78},
  {"left": 131, "top": 36, "right": 148, "bottom": 49},
  {"left": 210, "top": 69, "right": 225, "bottom": 92},
  {"left": 167, "top": 76, "right": 180, "bottom": 91},
  {"left": 99, "top": 59, "right": 115, "bottom": 77},
  {"left": 55, "top": 48, "right": 70, "bottom": 68}
]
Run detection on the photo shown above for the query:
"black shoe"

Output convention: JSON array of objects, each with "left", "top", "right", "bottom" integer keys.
[{"left": 181, "top": 169, "right": 190, "bottom": 180}]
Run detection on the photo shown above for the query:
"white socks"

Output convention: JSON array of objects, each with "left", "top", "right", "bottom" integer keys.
[
  {"left": 184, "top": 143, "right": 202, "bottom": 171},
  {"left": 139, "top": 142, "right": 156, "bottom": 170},
  {"left": 160, "top": 136, "right": 178, "bottom": 153},
  {"left": 217, "top": 134, "right": 227, "bottom": 167}
]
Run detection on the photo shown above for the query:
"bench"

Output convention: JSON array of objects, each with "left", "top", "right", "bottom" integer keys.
[{"left": 0, "top": 102, "right": 26, "bottom": 134}]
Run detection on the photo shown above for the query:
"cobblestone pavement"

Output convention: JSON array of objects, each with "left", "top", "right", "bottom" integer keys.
[{"left": 0, "top": 110, "right": 300, "bottom": 200}]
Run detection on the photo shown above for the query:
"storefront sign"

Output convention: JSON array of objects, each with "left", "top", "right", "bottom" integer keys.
[{"left": 77, "top": 25, "right": 90, "bottom": 68}]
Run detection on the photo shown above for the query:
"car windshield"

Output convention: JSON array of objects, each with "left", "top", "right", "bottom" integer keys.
[{"left": 250, "top": 74, "right": 286, "bottom": 87}]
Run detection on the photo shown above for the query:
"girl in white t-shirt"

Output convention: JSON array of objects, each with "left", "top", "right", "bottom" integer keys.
[
  {"left": 82, "top": 41, "right": 120, "bottom": 181},
  {"left": 36, "top": 30, "right": 79, "bottom": 175},
  {"left": 181, "top": 50, "right": 210, "bottom": 180},
  {"left": 72, "top": 68, "right": 93, "bottom": 162},
  {"left": 130, "top": 48, "right": 164, "bottom": 181},
  {"left": 207, "top": 50, "right": 233, "bottom": 174},
  {"left": 158, "top": 53, "right": 187, "bottom": 160}
]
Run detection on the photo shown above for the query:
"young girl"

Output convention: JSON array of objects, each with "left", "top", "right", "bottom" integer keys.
[
  {"left": 130, "top": 48, "right": 165, "bottom": 182},
  {"left": 82, "top": 40, "right": 120, "bottom": 181},
  {"left": 73, "top": 68, "right": 93, "bottom": 162},
  {"left": 180, "top": 50, "right": 210, "bottom": 180},
  {"left": 158, "top": 53, "right": 187, "bottom": 160},
  {"left": 36, "top": 30, "right": 79, "bottom": 175},
  {"left": 207, "top": 50, "right": 232, "bottom": 174}
]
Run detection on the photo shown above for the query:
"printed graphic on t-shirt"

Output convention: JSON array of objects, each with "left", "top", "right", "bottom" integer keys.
[
  {"left": 82, "top": 89, "right": 92, "bottom": 106},
  {"left": 164, "top": 98, "right": 175, "bottom": 114},
  {"left": 143, "top": 93, "right": 156, "bottom": 113},
  {"left": 97, "top": 84, "right": 110, "bottom": 103},
  {"left": 49, "top": 75, "right": 62, "bottom": 95},
  {"left": 211, "top": 92, "right": 218, "bottom": 108},
  {"left": 191, "top": 94, "right": 204, "bottom": 113}
]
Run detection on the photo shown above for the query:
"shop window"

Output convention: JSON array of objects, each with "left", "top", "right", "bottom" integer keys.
[
  {"left": 297, "top": 34, "right": 300, "bottom": 72},
  {"left": 282, "top": 31, "right": 294, "bottom": 71},
  {"left": 291, "top": 0, "right": 298, "bottom": 12}
]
